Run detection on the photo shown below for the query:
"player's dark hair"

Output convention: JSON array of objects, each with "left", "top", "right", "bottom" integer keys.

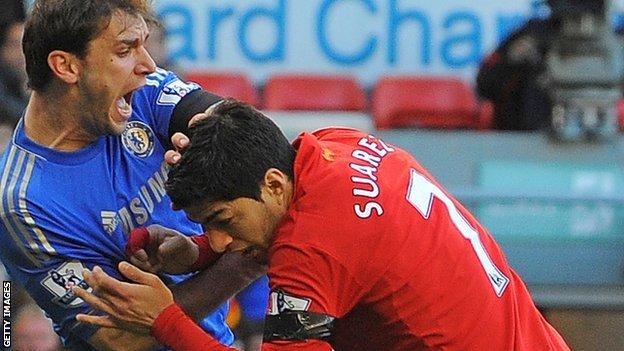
[
  {"left": 0, "top": 0, "right": 25, "bottom": 48},
  {"left": 23, "top": 0, "right": 155, "bottom": 92},
  {"left": 166, "top": 99, "right": 296, "bottom": 209}
]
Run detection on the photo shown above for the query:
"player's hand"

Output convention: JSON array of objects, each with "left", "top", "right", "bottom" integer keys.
[
  {"left": 164, "top": 132, "right": 189, "bottom": 166},
  {"left": 74, "top": 262, "right": 174, "bottom": 334},
  {"left": 126, "top": 225, "right": 199, "bottom": 274},
  {"left": 164, "top": 110, "right": 210, "bottom": 166}
]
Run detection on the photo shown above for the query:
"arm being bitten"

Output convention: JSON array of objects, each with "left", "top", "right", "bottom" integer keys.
[
  {"left": 75, "top": 260, "right": 330, "bottom": 351},
  {"left": 171, "top": 251, "right": 266, "bottom": 322},
  {"left": 88, "top": 328, "right": 160, "bottom": 351},
  {"left": 125, "top": 226, "right": 266, "bottom": 322}
]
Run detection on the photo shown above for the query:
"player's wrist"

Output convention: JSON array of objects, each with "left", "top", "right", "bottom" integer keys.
[
  {"left": 151, "top": 303, "right": 185, "bottom": 344},
  {"left": 188, "top": 234, "right": 221, "bottom": 271},
  {"left": 151, "top": 301, "right": 224, "bottom": 350}
]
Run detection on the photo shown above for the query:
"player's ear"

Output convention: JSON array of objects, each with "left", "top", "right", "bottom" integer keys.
[
  {"left": 262, "top": 168, "right": 288, "bottom": 203},
  {"left": 47, "top": 50, "right": 81, "bottom": 85}
]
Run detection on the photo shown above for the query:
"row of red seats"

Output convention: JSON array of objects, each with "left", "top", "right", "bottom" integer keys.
[
  {"left": 185, "top": 71, "right": 624, "bottom": 131},
  {"left": 184, "top": 71, "right": 492, "bottom": 130}
]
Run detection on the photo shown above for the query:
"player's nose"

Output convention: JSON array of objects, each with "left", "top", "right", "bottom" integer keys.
[
  {"left": 207, "top": 230, "right": 234, "bottom": 253},
  {"left": 135, "top": 45, "right": 156, "bottom": 76}
]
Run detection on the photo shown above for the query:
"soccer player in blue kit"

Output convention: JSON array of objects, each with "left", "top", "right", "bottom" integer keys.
[{"left": 0, "top": 0, "right": 263, "bottom": 350}]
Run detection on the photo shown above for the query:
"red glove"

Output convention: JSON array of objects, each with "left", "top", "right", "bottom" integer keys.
[{"left": 125, "top": 227, "right": 150, "bottom": 257}]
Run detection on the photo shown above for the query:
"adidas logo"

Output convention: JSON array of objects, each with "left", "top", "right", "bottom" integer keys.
[{"left": 101, "top": 211, "right": 119, "bottom": 235}]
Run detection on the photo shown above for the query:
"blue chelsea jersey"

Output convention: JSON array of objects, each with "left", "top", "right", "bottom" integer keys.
[{"left": 0, "top": 69, "right": 233, "bottom": 349}]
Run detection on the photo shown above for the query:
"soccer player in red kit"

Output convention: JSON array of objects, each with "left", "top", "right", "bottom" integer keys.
[{"left": 73, "top": 99, "right": 569, "bottom": 350}]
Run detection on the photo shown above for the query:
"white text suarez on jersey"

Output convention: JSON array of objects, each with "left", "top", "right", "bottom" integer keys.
[{"left": 349, "top": 136, "right": 394, "bottom": 219}]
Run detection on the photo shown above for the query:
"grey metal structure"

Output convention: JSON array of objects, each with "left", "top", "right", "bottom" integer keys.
[{"left": 546, "top": 0, "right": 624, "bottom": 140}]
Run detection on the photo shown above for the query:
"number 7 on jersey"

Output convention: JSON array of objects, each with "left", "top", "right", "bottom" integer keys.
[{"left": 406, "top": 169, "right": 510, "bottom": 297}]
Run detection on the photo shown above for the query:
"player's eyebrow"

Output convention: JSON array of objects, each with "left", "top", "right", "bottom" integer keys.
[
  {"left": 118, "top": 33, "right": 149, "bottom": 47},
  {"left": 118, "top": 38, "right": 140, "bottom": 47},
  {"left": 201, "top": 208, "right": 225, "bottom": 226}
]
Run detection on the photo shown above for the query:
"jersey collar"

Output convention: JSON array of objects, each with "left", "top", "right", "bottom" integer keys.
[{"left": 13, "top": 119, "right": 105, "bottom": 165}]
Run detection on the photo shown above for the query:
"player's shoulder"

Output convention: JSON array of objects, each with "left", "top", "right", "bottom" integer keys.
[
  {"left": 0, "top": 142, "right": 43, "bottom": 199},
  {"left": 144, "top": 67, "right": 179, "bottom": 87},
  {"left": 294, "top": 127, "right": 400, "bottom": 193},
  {"left": 136, "top": 67, "right": 200, "bottom": 106},
  {"left": 0, "top": 140, "right": 81, "bottom": 228}
]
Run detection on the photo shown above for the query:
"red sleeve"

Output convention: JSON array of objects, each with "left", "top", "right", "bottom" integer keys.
[
  {"left": 269, "top": 243, "right": 361, "bottom": 317},
  {"left": 153, "top": 304, "right": 335, "bottom": 351},
  {"left": 259, "top": 243, "right": 356, "bottom": 350},
  {"left": 262, "top": 340, "right": 334, "bottom": 350},
  {"left": 269, "top": 207, "right": 367, "bottom": 316},
  {"left": 152, "top": 304, "right": 235, "bottom": 351}
]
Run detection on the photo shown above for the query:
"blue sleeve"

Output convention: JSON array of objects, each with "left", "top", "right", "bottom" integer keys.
[
  {"left": 0, "top": 212, "right": 233, "bottom": 350},
  {"left": 132, "top": 67, "right": 201, "bottom": 144},
  {"left": 236, "top": 275, "right": 270, "bottom": 322},
  {"left": 0, "top": 216, "right": 125, "bottom": 349},
  {"left": 0, "top": 249, "right": 122, "bottom": 350}
]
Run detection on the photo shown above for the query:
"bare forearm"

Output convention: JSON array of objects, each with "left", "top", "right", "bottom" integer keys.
[
  {"left": 171, "top": 252, "right": 266, "bottom": 322},
  {"left": 88, "top": 327, "right": 159, "bottom": 351}
]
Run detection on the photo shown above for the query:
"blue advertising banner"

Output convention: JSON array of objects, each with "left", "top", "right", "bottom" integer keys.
[{"left": 155, "top": 0, "right": 539, "bottom": 84}]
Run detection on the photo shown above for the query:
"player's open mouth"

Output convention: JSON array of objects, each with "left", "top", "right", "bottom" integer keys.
[{"left": 114, "top": 91, "right": 134, "bottom": 121}]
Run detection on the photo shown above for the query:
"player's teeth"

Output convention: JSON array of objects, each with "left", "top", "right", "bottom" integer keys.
[{"left": 116, "top": 97, "right": 128, "bottom": 108}]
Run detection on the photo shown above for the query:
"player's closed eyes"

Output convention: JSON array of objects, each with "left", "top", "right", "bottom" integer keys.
[{"left": 205, "top": 218, "right": 232, "bottom": 230}]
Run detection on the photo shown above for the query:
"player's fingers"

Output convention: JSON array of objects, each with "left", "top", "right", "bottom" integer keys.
[
  {"left": 75, "top": 314, "right": 119, "bottom": 329},
  {"left": 118, "top": 261, "right": 160, "bottom": 287},
  {"left": 88, "top": 266, "right": 149, "bottom": 309},
  {"left": 133, "top": 249, "right": 149, "bottom": 262},
  {"left": 81, "top": 268, "right": 101, "bottom": 292},
  {"left": 171, "top": 132, "right": 190, "bottom": 152},
  {"left": 164, "top": 150, "right": 181, "bottom": 166},
  {"left": 89, "top": 266, "right": 127, "bottom": 296},
  {"left": 129, "top": 255, "right": 157, "bottom": 274},
  {"left": 188, "top": 112, "right": 208, "bottom": 127},
  {"left": 147, "top": 224, "right": 180, "bottom": 242},
  {"left": 72, "top": 287, "right": 117, "bottom": 317},
  {"left": 152, "top": 263, "right": 162, "bottom": 273},
  {"left": 158, "top": 236, "right": 183, "bottom": 258}
]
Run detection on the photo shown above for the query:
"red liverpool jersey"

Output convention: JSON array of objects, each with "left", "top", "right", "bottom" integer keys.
[{"left": 266, "top": 128, "right": 569, "bottom": 350}]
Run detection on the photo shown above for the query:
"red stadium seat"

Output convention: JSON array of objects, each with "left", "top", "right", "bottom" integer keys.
[
  {"left": 263, "top": 74, "right": 367, "bottom": 111},
  {"left": 372, "top": 76, "right": 480, "bottom": 129},
  {"left": 184, "top": 71, "right": 259, "bottom": 106}
]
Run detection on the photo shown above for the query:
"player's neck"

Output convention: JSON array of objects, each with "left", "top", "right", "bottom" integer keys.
[{"left": 23, "top": 91, "right": 94, "bottom": 151}]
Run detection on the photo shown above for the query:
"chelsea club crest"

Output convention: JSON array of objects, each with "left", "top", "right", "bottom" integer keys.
[{"left": 122, "top": 121, "right": 155, "bottom": 158}]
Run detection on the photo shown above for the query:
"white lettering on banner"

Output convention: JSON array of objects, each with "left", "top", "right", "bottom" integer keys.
[{"left": 155, "top": 0, "right": 535, "bottom": 84}]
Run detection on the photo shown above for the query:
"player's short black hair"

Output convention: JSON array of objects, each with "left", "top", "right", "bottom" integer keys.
[
  {"left": 166, "top": 99, "right": 296, "bottom": 209},
  {"left": 0, "top": 0, "right": 25, "bottom": 48},
  {"left": 23, "top": 0, "right": 155, "bottom": 92}
]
